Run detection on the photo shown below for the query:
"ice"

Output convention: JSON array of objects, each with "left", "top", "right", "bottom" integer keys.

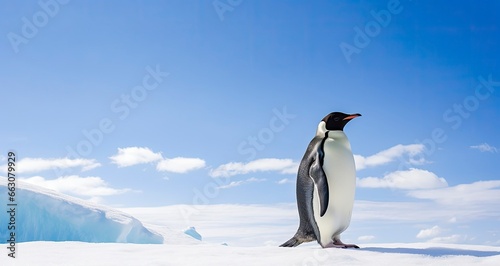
[
  {"left": 0, "top": 178, "right": 163, "bottom": 244},
  {"left": 184, "top": 226, "right": 202, "bottom": 241}
]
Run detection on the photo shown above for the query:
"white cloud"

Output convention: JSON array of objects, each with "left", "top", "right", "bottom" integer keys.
[
  {"left": 416, "top": 226, "right": 442, "bottom": 239},
  {"left": 218, "top": 177, "right": 266, "bottom": 189},
  {"left": 1, "top": 157, "right": 101, "bottom": 174},
  {"left": 408, "top": 180, "right": 500, "bottom": 205},
  {"left": 277, "top": 178, "right": 295, "bottom": 185},
  {"left": 109, "top": 147, "right": 162, "bottom": 167},
  {"left": 428, "top": 234, "right": 464, "bottom": 244},
  {"left": 470, "top": 143, "right": 498, "bottom": 153},
  {"left": 358, "top": 235, "right": 376, "bottom": 241},
  {"left": 21, "top": 175, "right": 131, "bottom": 200},
  {"left": 156, "top": 157, "right": 206, "bottom": 173},
  {"left": 353, "top": 182, "right": 500, "bottom": 225},
  {"left": 354, "top": 144, "right": 426, "bottom": 170},
  {"left": 210, "top": 158, "right": 298, "bottom": 178},
  {"left": 109, "top": 147, "right": 206, "bottom": 174},
  {"left": 211, "top": 144, "right": 428, "bottom": 178},
  {"left": 357, "top": 168, "right": 448, "bottom": 190}
]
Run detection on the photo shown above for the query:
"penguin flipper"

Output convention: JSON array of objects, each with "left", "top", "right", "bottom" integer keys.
[{"left": 309, "top": 145, "right": 329, "bottom": 217}]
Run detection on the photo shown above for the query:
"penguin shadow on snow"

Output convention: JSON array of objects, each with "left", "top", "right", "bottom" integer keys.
[{"left": 360, "top": 246, "right": 500, "bottom": 257}]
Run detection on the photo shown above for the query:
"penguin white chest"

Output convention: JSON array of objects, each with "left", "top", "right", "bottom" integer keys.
[{"left": 312, "top": 131, "right": 357, "bottom": 246}]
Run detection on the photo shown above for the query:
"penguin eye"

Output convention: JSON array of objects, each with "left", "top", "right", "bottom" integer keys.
[{"left": 333, "top": 117, "right": 340, "bottom": 122}]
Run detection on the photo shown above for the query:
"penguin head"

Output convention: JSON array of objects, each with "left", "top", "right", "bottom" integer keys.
[{"left": 321, "top": 112, "right": 361, "bottom": 131}]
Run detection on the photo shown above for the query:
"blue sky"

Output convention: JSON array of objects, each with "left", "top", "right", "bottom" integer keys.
[{"left": 1, "top": 0, "right": 499, "bottom": 245}]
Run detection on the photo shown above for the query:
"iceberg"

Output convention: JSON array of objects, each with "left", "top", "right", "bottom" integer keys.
[
  {"left": 0, "top": 178, "right": 163, "bottom": 244},
  {"left": 184, "top": 226, "right": 202, "bottom": 241}
]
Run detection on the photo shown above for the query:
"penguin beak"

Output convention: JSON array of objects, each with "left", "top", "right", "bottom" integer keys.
[{"left": 343, "top": 113, "right": 362, "bottom": 121}]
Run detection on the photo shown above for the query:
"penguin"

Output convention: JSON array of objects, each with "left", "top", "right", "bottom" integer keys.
[{"left": 280, "top": 112, "right": 361, "bottom": 248}]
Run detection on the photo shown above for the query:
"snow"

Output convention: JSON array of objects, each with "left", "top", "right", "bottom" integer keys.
[
  {"left": 0, "top": 179, "right": 162, "bottom": 244},
  {"left": 1, "top": 179, "right": 500, "bottom": 265},
  {"left": 1, "top": 242, "right": 500, "bottom": 266}
]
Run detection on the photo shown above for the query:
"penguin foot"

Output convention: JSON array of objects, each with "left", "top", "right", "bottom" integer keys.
[
  {"left": 324, "top": 239, "right": 360, "bottom": 249},
  {"left": 280, "top": 237, "right": 302, "bottom": 247}
]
